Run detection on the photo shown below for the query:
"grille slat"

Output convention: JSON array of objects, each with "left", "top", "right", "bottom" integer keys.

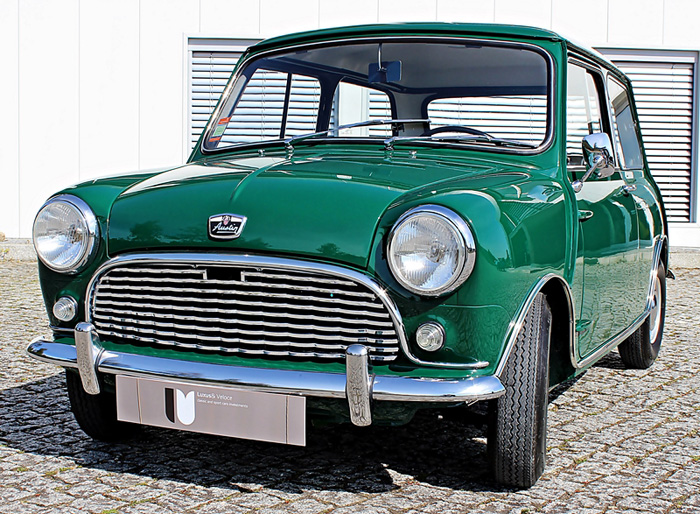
[
  {"left": 95, "top": 293, "right": 391, "bottom": 319},
  {"left": 97, "top": 329, "right": 398, "bottom": 362},
  {"left": 97, "top": 283, "right": 383, "bottom": 309},
  {"left": 94, "top": 301, "right": 395, "bottom": 327},
  {"left": 104, "top": 275, "right": 377, "bottom": 299},
  {"left": 91, "top": 262, "right": 403, "bottom": 363},
  {"left": 97, "top": 322, "right": 399, "bottom": 351},
  {"left": 94, "top": 314, "right": 396, "bottom": 343}
]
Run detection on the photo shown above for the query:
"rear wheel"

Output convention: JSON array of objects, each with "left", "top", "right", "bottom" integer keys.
[
  {"left": 488, "top": 293, "right": 551, "bottom": 488},
  {"left": 618, "top": 261, "right": 666, "bottom": 369},
  {"left": 66, "top": 371, "right": 138, "bottom": 441}
]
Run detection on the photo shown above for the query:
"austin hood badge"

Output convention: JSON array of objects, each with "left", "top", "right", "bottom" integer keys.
[{"left": 208, "top": 214, "right": 247, "bottom": 240}]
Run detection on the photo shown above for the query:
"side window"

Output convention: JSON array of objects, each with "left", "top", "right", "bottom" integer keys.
[
  {"left": 331, "top": 82, "right": 392, "bottom": 137},
  {"left": 607, "top": 78, "right": 643, "bottom": 169},
  {"left": 566, "top": 63, "right": 605, "bottom": 170}
]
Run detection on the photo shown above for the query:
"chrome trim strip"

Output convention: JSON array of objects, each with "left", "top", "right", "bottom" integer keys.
[
  {"left": 85, "top": 253, "right": 488, "bottom": 369},
  {"left": 571, "top": 235, "right": 666, "bottom": 369},
  {"left": 74, "top": 322, "right": 103, "bottom": 395},
  {"left": 573, "top": 311, "right": 646, "bottom": 370},
  {"left": 495, "top": 273, "right": 575, "bottom": 378},
  {"left": 345, "top": 345, "right": 373, "bottom": 426},
  {"left": 198, "top": 36, "right": 555, "bottom": 158},
  {"left": 646, "top": 235, "right": 667, "bottom": 312},
  {"left": 26, "top": 338, "right": 505, "bottom": 403}
]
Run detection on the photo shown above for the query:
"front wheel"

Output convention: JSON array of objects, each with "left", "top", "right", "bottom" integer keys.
[
  {"left": 66, "top": 371, "right": 139, "bottom": 441},
  {"left": 618, "top": 261, "right": 666, "bottom": 369},
  {"left": 488, "top": 293, "right": 551, "bottom": 488}
]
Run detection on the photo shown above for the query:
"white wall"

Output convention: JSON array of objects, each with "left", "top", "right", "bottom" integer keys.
[{"left": 2, "top": 0, "right": 700, "bottom": 243}]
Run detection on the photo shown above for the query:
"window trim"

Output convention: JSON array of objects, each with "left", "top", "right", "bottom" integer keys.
[
  {"left": 566, "top": 57, "right": 615, "bottom": 174},
  {"left": 605, "top": 74, "right": 644, "bottom": 171}
]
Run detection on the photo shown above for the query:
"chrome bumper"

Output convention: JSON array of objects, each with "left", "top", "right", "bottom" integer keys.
[{"left": 26, "top": 323, "right": 505, "bottom": 427}]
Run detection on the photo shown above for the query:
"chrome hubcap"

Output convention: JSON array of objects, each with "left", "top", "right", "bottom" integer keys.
[{"left": 648, "top": 275, "right": 663, "bottom": 343}]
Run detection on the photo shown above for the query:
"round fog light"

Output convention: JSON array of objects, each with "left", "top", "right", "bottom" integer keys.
[
  {"left": 415, "top": 322, "right": 445, "bottom": 352},
  {"left": 53, "top": 296, "right": 78, "bottom": 322}
]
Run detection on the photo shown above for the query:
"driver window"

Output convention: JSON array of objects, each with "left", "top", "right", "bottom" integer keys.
[{"left": 567, "top": 63, "right": 605, "bottom": 171}]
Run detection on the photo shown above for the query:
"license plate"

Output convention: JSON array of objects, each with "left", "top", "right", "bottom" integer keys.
[{"left": 116, "top": 376, "right": 306, "bottom": 446}]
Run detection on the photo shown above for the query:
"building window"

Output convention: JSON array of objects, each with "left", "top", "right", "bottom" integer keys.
[{"left": 599, "top": 49, "right": 698, "bottom": 223}]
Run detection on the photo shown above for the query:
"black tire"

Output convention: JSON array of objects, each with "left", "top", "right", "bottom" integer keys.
[
  {"left": 66, "top": 371, "right": 139, "bottom": 441},
  {"left": 488, "top": 293, "right": 551, "bottom": 488},
  {"left": 618, "top": 261, "right": 666, "bottom": 369}
]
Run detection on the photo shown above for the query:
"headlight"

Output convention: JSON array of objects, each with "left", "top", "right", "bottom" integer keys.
[
  {"left": 33, "top": 195, "right": 98, "bottom": 273},
  {"left": 387, "top": 205, "right": 475, "bottom": 296}
]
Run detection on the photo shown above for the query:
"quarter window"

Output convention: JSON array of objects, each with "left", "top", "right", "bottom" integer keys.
[{"left": 607, "top": 78, "right": 643, "bottom": 169}]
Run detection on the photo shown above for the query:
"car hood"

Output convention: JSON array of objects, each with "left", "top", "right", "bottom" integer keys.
[{"left": 107, "top": 150, "right": 522, "bottom": 268}]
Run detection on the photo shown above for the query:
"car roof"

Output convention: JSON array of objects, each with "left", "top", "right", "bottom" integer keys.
[{"left": 248, "top": 22, "right": 566, "bottom": 54}]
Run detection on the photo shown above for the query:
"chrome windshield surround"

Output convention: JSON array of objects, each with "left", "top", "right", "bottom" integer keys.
[
  {"left": 33, "top": 194, "right": 99, "bottom": 274},
  {"left": 85, "top": 252, "right": 487, "bottom": 370},
  {"left": 387, "top": 204, "right": 477, "bottom": 297},
  {"left": 198, "top": 35, "right": 555, "bottom": 158}
]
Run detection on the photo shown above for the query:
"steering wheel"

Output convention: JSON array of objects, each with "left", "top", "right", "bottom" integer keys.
[{"left": 424, "top": 125, "right": 492, "bottom": 138}]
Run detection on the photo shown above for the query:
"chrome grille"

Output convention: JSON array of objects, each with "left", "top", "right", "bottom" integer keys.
[{"left": 89, "top": 261, "right": 402, "bottom": 363}]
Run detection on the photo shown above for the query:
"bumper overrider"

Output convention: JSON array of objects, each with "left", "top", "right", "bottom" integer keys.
[{"left": 26, "top": 323, "right": 505, "bottom": 427}]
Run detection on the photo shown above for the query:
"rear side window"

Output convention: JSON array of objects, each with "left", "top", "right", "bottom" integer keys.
[{"left": 607, "top": 78, "right": 643, "bottom": 169}]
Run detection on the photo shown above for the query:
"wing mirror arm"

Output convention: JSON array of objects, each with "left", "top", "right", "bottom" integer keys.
[{"left": 572, "top": 132, "right": 616, "bottom": 193}]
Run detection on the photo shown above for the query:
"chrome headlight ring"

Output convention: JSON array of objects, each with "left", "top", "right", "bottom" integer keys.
[
  {"left": 32, "top": 194, "right": 99, "bottom": 273},
  {"left": 387, "top": 204, "right": 476, "bottom": 296}
]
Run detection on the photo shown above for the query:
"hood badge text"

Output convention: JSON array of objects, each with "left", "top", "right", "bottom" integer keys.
[{"left": 208, "top": 213, "right": 247, "bottom": 240}]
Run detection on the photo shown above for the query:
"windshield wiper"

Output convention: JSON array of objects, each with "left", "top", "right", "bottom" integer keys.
[
  {"left": 383, "top": 134, "right": 538, "bottom": 150},
  {"left": 284, "top": 118, "right": 431, "bottom": 154}
]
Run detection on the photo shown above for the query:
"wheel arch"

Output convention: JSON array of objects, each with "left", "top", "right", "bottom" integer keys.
[
  {"left": 495, "top": 273, "right": 575, "bottom": 385},
  {"left": 539, "top": 276, "right": 577, "bottom": 386}
]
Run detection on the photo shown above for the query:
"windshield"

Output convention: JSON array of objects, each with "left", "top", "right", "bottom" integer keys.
[{"left": 203, "top": 39, "right": 552, "bottom": 152}]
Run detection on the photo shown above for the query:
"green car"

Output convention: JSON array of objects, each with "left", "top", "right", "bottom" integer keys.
[{"left": 27, "top": 23, "right": 669, "bottom": 488}]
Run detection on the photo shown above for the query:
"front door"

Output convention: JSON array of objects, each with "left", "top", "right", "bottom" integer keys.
[{"left": 566, "top": 61, "right": 642, "bottom": 360}]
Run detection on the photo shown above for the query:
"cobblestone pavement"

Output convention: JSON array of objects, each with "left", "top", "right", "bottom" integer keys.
[{"left": 1, "top": 261, "right": 699, "bottom": 514}]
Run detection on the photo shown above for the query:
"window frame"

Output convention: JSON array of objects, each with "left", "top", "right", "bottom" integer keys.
[
  {"left": 196, "top": 36, "right": 556, "bottom": 157},
  {"left": 565, "top": 57, "right": 615, "bottom": 176}
]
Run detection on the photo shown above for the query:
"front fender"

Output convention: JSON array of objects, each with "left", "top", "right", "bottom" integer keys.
[{"left": 369, "top": 173, "right": 570, "bottom": 374}]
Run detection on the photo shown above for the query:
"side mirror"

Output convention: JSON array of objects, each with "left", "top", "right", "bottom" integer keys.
[{"left": 572, "top": 133, "right": 616, "bottom": 192}]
